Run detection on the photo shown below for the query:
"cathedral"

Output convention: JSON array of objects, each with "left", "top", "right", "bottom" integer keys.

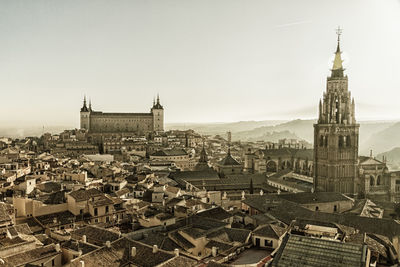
[{"left": 80, "top": 95, "right": 164, "bottom": 135}]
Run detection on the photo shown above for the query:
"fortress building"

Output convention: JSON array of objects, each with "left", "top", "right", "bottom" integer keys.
[
  {"left": 80, "top": 95, "right": 164, "bottom": 135},
  {"left": 313, "top": 29, "right": 360, "bottom": 195}
]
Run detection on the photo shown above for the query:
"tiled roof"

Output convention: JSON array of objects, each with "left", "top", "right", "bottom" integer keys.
[
  {"left": 71, "top": 237, "right": 175, "bottom": 267},
  {"left": 69, "top": 188, "right": 103, "bottom": 202},
  {"left": 152, "top": 149, "right": 188, "bottom": 157},
  {"left": 71, "top": 226, "right": 120, "bottom": 246},
  {"left": 272, "top": 234, "right": 366, "bottom": 267},
  {"left": 197, "top": 207, "right": 232, "bottom": 221},
  {"left": 2, "top": 244, "right": 60, "bottom": 267},
  {"left": 218, "top": 153, "right": 241, "bottom": 166}
]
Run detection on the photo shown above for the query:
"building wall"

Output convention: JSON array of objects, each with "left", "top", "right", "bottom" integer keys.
[
  {"left": 301, "top": 200, "right": 353, "bottom": 213},
  {"left": 252, "top": 235, "right": 279, "bottom": 249},
  {"left": 89, "top": 114, "right": 154, "bottom": 133}
]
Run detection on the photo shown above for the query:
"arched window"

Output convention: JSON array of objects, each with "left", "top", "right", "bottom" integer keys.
[
  {"left": 370, "top": 176, "right": 375, "bottom": 186},
  {"left": 346, "top": 135, "right": 351, "bottom": 147},
  {"left": 377, "top": 175, "right": 381, "bottom": 185},
  {"left": 324, "top": 136, "right": 328, "bottom": 147},
  {"left": 319, "top": 135, "right": 324, "bottom": 147},
  {"left": 338, "top": 136, "right": 344, "bottom": 148}
]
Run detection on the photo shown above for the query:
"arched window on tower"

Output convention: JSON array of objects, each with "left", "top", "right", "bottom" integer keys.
[
  {"left": 320, "top": 135, "right": 324, "bottom": 147},
  {"left": 377, "top": 175, "right": 381, "bottom": 186},
  {"left": 324, "top": 136, "right": 328, "bottom": 147},
  {"left": 346, "top": 135, "right": 351, "bottom": 147},
  {"left": 338, "top": 136, "right": 344, "bottom": 148},
  {"left": 370, "top": 176, "right": 375, "bottom": 186}
]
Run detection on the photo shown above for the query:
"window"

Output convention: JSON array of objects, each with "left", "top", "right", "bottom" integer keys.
[
  {"left": 377, "top": 175, "right": 381, "bottom": 185},
  {"left": 315, "top": 206, "right": 319, "bottom": 211},
  {"left": 334, "top": 205, "right": 337, "bottom": 212},
  {"left": 94, "top": 208, "right": 98, "bottom": 216},
  {"left": 52, "top": 259, "right": 55, "bottom": 266},
  {"left": 346, "top": 135, "right": 351, "bottom": 147},
  {"left": 264, "top": 239, "right": 273, "bottom": 247},
  {"left": 370, "top": 176, "right": 375, "bottom": 186},
  {"left": 105, "top": 206, "right": 109, "bottom": 213}
]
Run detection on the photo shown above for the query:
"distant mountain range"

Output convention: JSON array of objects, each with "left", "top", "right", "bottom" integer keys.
[{"left": 168, "top": 119, "right": 400, "bottom": 156}]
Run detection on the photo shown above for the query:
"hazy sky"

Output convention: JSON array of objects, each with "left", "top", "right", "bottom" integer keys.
[{"left": 1, "top": 0, "right": 400, "bottom": 128}]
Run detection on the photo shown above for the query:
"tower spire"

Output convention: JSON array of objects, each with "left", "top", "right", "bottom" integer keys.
[
  {"left": 331, "top": 26, "right": 344, "bottom": 77},
  {"left": 81, "top": 95, "right": 89, "bottom": 112},
  {"left": 89, "top": 97, "right": 92, "bottom": 111},
  {"left": 157, "top": 93, "right": 160, "bottom": 104}
]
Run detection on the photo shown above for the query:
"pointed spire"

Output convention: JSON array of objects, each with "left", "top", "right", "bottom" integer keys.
[
  {"left": 319, "top": 99, "right": 323, "bottom": 122},
  {"left": 81, "top": 95, "right": 89, "bottom": 112},
  {"left": 157, "top": 93, "right": 160, "bottom": 104},
  {"left": 331, "top": 27, "right": 344, "bottom": 78},
  {"left": 89, "top": 98, "right": 92, "bottom": 111},
  {"left": 153, "top": 97, "right": 155, "bottom": 106}
]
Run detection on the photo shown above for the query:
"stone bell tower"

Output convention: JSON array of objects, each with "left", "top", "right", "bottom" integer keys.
[{"left": 314, "top": 28, "right": 360, "bottom": 195}]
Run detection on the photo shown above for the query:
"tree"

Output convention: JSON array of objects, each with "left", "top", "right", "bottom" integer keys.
[{"left": 249, "top": 178, "right": 254, "bottom": 195}]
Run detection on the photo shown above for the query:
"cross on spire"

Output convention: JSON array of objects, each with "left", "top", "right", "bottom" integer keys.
[{"left": 336, "top": 26, "right": 343, "bottom": 43}]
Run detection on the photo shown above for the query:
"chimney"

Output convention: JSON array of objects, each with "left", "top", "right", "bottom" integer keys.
[
  {"left": 153, "top": 244, "right": 158, "bottom": 253},
  {"left": 82, "top": 235, "right": 87, "bottom": 243},
  {"left": 80, "top": 260, "right": 85, "bottom": 267},
  {"left": 174, "top": 248, "right": 179, "bottom": 256},
  {"left": 212, "top": 246, "right": 217, "bottom": 257},
  {"left": 106, "top": 241, "right": 111, "bottom": 248},
  {"left": 131, "top": 247, "right": 136, "bottom": 257},
  {"left": 55, "top": 243, "right": 61, "bottom": 252}
]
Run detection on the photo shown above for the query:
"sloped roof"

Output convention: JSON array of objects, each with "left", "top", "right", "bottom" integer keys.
[
  {"left": 218, "top": 153, "right": 241, "bottom": 166},
  {"left": 152, "top": 149, "right": 188, "bottom": 157},
  {"left": 272, "top": 234, "right": 366, "bottom": 267},
  {"left": 359, "top": 156, "right": 384, "bottom": 165},
  {"left": 71, "top": 237, "right": 174, "bottom": 267},
  {"left": 69, "top": 188, "right": 103, "bottom": 202}
]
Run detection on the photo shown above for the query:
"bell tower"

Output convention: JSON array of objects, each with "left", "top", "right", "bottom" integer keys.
[{"left": 314, "top": 28, "right": 360, "bottom": 195}]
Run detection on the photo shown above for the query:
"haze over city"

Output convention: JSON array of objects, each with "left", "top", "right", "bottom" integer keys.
[{"left": 1, "top": 0, "right": 400, "bottom": 128}]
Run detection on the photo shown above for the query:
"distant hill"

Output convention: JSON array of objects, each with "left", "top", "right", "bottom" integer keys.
[
  {"left": 0, "top": 126, "right": 71, "bottom": 138},
  {"left": 233, "top": 119, "right": 315, "bottom": 142},
  {"left": 361, "top": 122, "right": 400, "bottom": 155},
  {"left": 165, "top": 120, "right": 287, "bottom": 135},
  {"left": 377, "top": 147, "right": 400, "bottom": 171}
]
